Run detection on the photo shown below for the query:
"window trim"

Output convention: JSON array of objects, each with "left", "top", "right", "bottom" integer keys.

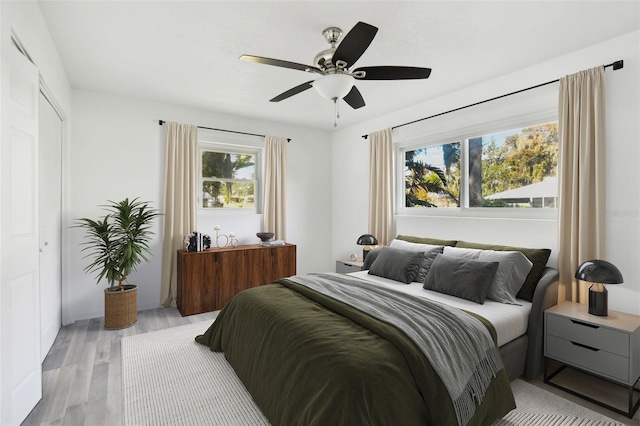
[
  {"left": 395, "top": 110, "right": 558, "bottom": 219},
  {"left": 198, "top": 141, "right": 262, "bottom": 215}
]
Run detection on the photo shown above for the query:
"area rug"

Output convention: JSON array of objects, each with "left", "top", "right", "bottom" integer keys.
[{"left": 122, "top": 321, "right": 625, "bottom": 426}]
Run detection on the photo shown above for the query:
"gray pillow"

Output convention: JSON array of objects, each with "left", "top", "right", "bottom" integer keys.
[
  {"left": 455, "top": 240, "right": 551, "bottom": 302},
  {"left": 367, "top": 247, "right": 425, "bottom": 284},
  {"left": 414, "top": 247, "right": 444, "bottom": 283},
  {"left": 423, "top": 254, "right": 499, "bottom": 304},
  {"left": 363, "top": 247, "right": 383, "bottom": 270},
  {"left": 443, "top": 247, "right": 532, "bottom": 304},
  {"left": 389, "top": 239, "right": 444, "bottom": 282}
]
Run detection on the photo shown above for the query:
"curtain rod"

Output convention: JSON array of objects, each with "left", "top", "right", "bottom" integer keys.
[
  {"left": 159, "top": 120, "right": 291, "bottom": 143},
  {"left": 361, "top": 59, "right": 624, "bottom": 139}
]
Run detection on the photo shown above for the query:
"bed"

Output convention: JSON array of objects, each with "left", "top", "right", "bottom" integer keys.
[{"left": 195, "top": 236, "right": 559, "bottom": 425}]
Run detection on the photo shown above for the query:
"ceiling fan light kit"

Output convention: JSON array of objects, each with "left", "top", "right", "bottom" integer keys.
[
  {"left": 312, "top": 74, "right": 354, "bottom": 100},
  {"left": 240, "top": 21, "right": 432, "bottom": 127}
]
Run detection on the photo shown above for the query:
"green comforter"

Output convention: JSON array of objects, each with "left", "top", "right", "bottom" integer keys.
[{"left": 196, "top": 278, "right": 515, "bottom": 426}]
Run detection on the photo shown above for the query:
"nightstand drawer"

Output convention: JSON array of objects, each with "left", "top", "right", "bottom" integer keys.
[
  {"left": 336, "top": 260, "right": 363, "bottom": 274},
  {"left": 546, "top": 334, "right": 629, "bottom": 382},
  {"left": 546, "top": 314, "right": 629, "bottom": 357}
]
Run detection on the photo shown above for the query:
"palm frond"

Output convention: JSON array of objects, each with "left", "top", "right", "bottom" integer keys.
[{"left": 74, "top": 198, "right": 160, "bottom": 290}]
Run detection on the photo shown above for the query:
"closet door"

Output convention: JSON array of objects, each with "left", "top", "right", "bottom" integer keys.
[
  {"left": 0, "top": 42, "right": 42, "bottom": 425},
  {"left": 38, "top": 92, "right": 62, "bottom": 361}
]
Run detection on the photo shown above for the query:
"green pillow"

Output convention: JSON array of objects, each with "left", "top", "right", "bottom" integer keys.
[
  {"left": 454, "top": 240, "right": 551, "bottom": 302},
  {"left": 396, "top": 235, "right": 457, "bottom": 247}
]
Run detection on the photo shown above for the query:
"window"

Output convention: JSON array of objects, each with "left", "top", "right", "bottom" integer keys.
[
  {"left": 405, "top": 142, "right": 461, "bottom": 208},
  {"left": 400, "top": 119, "right": 558, "bottom": 211},
  {"left": 469, "top": 123, "right": 558, "bottom": 208},
  {"left": 200, "top": 147, "right": 258, "bottom": 211}
]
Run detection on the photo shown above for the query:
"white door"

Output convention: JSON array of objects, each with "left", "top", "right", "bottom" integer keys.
[
  {"left": 38, "top": 92, "right": 62, "bottom": 361},
  {"left": 0, "top": 42, "right": 42, "bottom": 425}
]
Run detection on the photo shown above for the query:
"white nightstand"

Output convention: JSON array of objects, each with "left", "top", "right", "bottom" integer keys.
[
  {"left": 544, "top": 301, "right": 640, "bottom": 418},
  {"left": 336, "top": 259, "right": 364, "bottom": 274}
]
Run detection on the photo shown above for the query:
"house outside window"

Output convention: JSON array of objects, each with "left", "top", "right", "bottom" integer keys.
[
  {"left": 399, "top": 118, "right": 558, "bottom": 213},
  {"left": 200, "top": 146, "right": 259, "bottom": 211},
  {"left": 469, "top": 122, "right": 558, "bottom": 208}
]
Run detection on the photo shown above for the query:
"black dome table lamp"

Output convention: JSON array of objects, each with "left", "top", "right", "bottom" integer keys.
[
  {"left": 357, "top": 234, "right": 378, "bottom": 261},
  {"left": 575, "top": 259, "right": 624, "bottom": 316}
]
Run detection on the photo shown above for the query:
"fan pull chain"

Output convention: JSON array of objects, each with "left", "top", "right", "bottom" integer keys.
[{"left": 333, "top": 98, "right": 341, "bottom": 128}]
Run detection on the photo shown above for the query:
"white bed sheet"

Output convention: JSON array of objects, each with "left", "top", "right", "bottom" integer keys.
[{"left": 347, "top": 270, "right": 531, "bottom": 347}]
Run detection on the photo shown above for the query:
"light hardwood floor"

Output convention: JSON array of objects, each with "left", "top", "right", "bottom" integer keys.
[
  {"left": 21, "top": 307, "right": 217, "bottom": 426},
  {"left": 22, "top": 307, "right": 639, "bottom": 426}
]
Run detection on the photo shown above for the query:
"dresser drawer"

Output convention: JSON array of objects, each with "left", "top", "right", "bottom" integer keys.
[
  {"left": 546, "top": 313, "right": 629, "bottom": 357},
  {"left": 546, "top": 334, "right": 629, "bottom": 383}
]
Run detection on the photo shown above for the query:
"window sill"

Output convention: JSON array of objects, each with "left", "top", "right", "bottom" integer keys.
[
  {"left": 199, "top": 208, "right": 260, "bottom": 216},
  {"left": 396, "top": 207, "right": 558, "bottom": 221}
]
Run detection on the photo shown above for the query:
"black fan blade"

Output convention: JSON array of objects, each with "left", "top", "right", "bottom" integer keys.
[
  {"left": 333, "top": 22, "right": 378, "bottom": 67},
  {"left": 354, "top": 66, "right": 432, "bottom": 80},
  {"left": 343, "top": 86, "right": 365, "bottom": 109},
  {"left": 270, "top": 81, "right": 314, "bottom": 102},
  {"left": 240, "top": 55, "right": 321, "bottom": 73}
]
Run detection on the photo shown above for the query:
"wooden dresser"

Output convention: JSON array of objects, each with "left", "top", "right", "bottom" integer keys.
[{"left": 176, "top": 243, "right": 296, "bottom": 316}]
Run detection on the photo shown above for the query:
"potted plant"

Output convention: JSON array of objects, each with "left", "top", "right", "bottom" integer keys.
[{"left": 76, "top": 198, "right": 160, "bottom": 329}]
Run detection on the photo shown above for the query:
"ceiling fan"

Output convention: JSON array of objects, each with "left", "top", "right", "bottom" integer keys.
[{"left": 240, "top": 21, "right": 432, "bottom": 126}]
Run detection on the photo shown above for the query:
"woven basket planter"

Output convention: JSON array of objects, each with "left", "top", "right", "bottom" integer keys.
[{"left": 104, "top": 285, "right": 137, "bottom": 330}]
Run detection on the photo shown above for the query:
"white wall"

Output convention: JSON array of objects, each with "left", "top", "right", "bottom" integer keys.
[
  {"left": 66, "top": 90, "right": 333, "bottom": 324},
  {"left": 332, "top": 30, "right": 640, "bottom": 315}
]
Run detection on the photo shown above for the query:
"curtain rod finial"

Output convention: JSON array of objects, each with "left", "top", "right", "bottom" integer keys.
[
  {"left": 159, "top": 120, "right": 165, "bottom": 125},
  {"left": 613, "top": 60, "right": 623, "bottom": 70}
]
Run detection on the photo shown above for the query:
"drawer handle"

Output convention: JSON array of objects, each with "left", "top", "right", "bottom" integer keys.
[
  {"left": 570, "top": 319, "right": 599, "bottom": 329},
  {"left": 571, "top": 341, "right": 599, "bottom": 352}
]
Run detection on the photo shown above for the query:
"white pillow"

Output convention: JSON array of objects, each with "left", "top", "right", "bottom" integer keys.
[
  {"left": 442, "top": 246, "right": 532, "bottom": 305},
  {"left": 389, "top": 239, "right": 441, "bottom": 252},
  {"left": 442, "top": 246, "right": 480, "bottom": 260}
]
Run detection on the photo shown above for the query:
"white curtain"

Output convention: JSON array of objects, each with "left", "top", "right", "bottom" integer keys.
[
  {"left": 368, "top": 128, "right": 394, "bottom": 245},
  {"left": 160, "top": 122, "right": 198, "bottom": 307},
  {"left": 557, "top": 66, "right": 606, "bottom": 304},
  {"left": 262, "top": 136, "right": 288, "bottom": 240}
]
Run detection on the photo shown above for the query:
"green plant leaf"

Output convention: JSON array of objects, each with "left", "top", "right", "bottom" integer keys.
[{"left": 74, "top": 197, "right": 160, "bottom": 290}]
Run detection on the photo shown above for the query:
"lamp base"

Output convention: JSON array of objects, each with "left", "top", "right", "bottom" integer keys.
[
  {"left": 362, "top": 247, "right": 370, "bottom": 261},
  {"left": 588, "top": 285, "right": 608, "bottom": 316}
]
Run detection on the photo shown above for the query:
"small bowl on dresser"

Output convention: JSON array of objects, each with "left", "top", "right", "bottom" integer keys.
[{"left": 256, "top": 232, "right": 274, "bottom": 243}]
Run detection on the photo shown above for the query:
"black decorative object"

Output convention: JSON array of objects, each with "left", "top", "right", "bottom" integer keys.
[
  {"left": 357, "top": 234, "right": 378, "bottom": 261},
  {"left": 257, "top": 232, "right": 275, "bottom": 243},
  {"left": 185, "top": 232, "right": 211, "bottom": 252},
  {"left": 575, "top": 259, "right": 624, "bottom": 316}
]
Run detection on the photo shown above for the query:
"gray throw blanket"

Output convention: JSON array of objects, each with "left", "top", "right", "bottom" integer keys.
[{"left": 287, "top": 273, "right": 504, "bottom": 426}]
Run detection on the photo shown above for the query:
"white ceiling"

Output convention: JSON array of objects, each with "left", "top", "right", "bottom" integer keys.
[{"left": 38, "top": 1, "right": 640, "bottom": 131}]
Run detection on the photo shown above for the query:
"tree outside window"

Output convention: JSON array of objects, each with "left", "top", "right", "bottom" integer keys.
[
  {"left": 403, "top": 121, "right": 558, "bottom": 209},
  {"left": 471, "top": 122, "right": 558, "bottom": 208},
  {"left": 405, "top": 142, "right": 460, "bottom": 208},
  {"left": 201, "top": 150, "right": 257, "bottom": 209}
]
